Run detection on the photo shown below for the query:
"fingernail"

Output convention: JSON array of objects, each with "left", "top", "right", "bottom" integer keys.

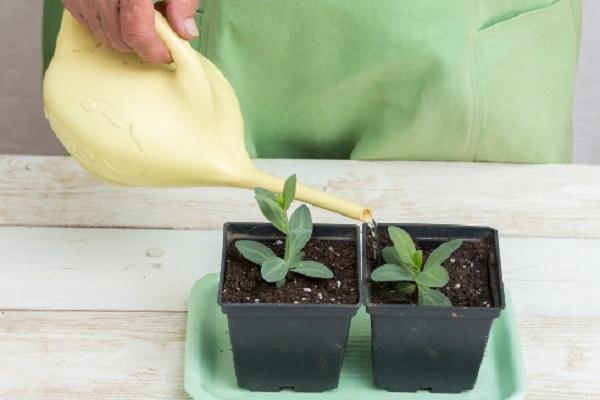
[{"left": 184, "top": 17, "right": 199, "bottom": 37}]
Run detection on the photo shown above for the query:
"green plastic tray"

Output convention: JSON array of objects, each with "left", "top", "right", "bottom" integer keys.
[{"left": 184, "top": 274, "right": 525, "bottom": 399}]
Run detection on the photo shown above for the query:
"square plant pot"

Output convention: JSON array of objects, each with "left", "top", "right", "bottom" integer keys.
[
  {"left": 218, "top": 222, "right": 361, "bottom": 392},
  {"left": 363, "top": 223, "right": 505, "bottom": 393}
]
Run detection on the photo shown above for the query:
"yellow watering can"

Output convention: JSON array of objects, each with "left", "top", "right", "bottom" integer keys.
[{"left": 43, "top": 11, "right": 371, "bottom": 222}]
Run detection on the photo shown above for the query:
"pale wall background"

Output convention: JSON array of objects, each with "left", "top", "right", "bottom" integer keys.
[{"left": 1, "top": 0, "right": 599, "bottom": 163}]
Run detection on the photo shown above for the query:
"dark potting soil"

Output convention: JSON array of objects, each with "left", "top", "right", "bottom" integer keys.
[
  {"left": 222, "top": 238, "right": 359, "bottom": 305},
  {"left": 367, "top": 230, "right": 493, "bottom": 307}
]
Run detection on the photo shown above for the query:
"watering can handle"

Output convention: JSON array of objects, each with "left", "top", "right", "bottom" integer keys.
[
  {"left": 53, "top": 11, "right": 195, "bottom": 70},
  {"left": 154, "top": 12, "right": 207, "bottom": 78}
]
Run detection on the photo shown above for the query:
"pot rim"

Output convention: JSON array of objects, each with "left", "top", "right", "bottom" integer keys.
[
  {"left": 218, "top": 222, "right": 362, "bottom": 310},
  {"left": 362, "top": 222, "right": 506, "bottom": 315}
]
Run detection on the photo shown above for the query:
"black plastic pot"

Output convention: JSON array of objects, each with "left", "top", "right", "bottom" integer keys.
[
  {"left": 363, "top": 223, "right": 505, "bottom": 393},
  {"left": 218, "top": 222, "right": 361, "bottom": 392}
]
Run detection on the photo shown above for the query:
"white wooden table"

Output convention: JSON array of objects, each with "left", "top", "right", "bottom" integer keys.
[{"left": 0, "top": 155, "right": 599, "bottom": 400}]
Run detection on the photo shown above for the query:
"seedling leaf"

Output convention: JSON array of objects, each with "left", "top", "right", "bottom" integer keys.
[
  {"left": 371, "top": 264, "right": 415, "bottom": 281},
  {"left": 255, "top": 187, "right": 277, "bottom": 202},
  {"left": 388, "top": 226, "right": 417, "bottom": 267},
  {"left": 413, "top": 250, "right": 423, "bottom": 268},
  {"left": 249, "top": 175, "right": 334, "bottom": 287},
  {"left": 291, "top": 261, "right": 333, "bottom": 278},
  {"left": 418, "top": 285, "right": 452, "bottom": 307},
  {"left": 255, "top": 196, "right": 288, "bottom": 234},
  {"left": 396, "top": 282, "right": 416, "bottom": 296},
  {"left": 289, "top": 251, "right": 305, "bottom": 265},
  {"left": 382, "top": 246, "right": 402, "bottom": 265},
  {"left": 235, "top": 240, "right": 275, "bottom": 265},
  {"left": 424, "top": 239, "right": 463, "bottom": 270},
  {"left": 282, "top": 174, "right": 296, "bottom": 210},
  {"left": 261, "top": 257, "right": 288, "bottom": 283},
  {"left": 415, "top": 265, "right": 449, "bottom": 288},
  {"left": 287, "top": 205, "right": 312, "bottom": 259},
  {"left": 372, "top": 226, "right": 462, "bottom": 306},
  {"left": 276, "top": 193, "right": 285, "bottom": 208}
]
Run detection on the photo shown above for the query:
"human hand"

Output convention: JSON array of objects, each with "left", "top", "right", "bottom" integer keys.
[{"left": 61, "top": 0, "right": 200, "bottom": 63}]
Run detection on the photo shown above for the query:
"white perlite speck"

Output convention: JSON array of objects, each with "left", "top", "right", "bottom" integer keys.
[
  {"left": 454, "top": 283, "right": 461, "bottom": 289},
  {"left": 337, "top": 281, "right": 342, "bottom": 288},
  {"left": 275, "top": 240, "right": 283, "bottom": 245},
  {"left": 303, "top": 288, "right": 312, "bottom": 293},
  {"left": 317, "top": 292, "right": 323, "bottom": 300},
  {"left": 450, "top": 258, "right": 455, "bottom": 263},
  {"left": 328, "top": 246, "right": 334, "bottom": 252}
]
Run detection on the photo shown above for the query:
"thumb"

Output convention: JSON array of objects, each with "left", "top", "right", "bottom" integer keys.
[{"left": 163, "top": 0, "right": 200, "bottom": 39}]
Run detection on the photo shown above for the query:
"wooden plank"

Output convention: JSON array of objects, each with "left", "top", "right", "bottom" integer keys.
[
  {"left": 1, "top": 226, "right": 599, "bottom": 317},
  {"left": 0, "top": 311, "right": 188, "bottom": 400},
  {"left": 0, "top": 227, "right": 221, "bottom": 312},
  {"left": 0, "top": 311, "right": 598, "bottom": 399},
  {"left": 519, "top": 317, "right": 600, "bottom": 400},
  {"left": 500, "top": 236, "right": 600, "bottom": 319},
  {"left": 1, "top": 155, "right": 599, "bottom": 238}
]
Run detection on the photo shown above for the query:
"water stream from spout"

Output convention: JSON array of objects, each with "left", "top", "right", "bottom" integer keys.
[{"left": 366, "top": 218, "right": 380, "bottom": 263}]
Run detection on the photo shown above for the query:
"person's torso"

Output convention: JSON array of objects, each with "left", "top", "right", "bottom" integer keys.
[{"left": 44, "top": 0, "right": 582, "bottom": 162}]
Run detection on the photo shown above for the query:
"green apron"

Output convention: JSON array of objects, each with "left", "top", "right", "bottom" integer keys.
[{"left": 43, "top": 0, "right": 581, "bottom": 163}]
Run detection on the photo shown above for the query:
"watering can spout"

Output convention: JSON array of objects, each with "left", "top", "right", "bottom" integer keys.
[
  {"left": 235, "top": 168, "right": 373, "bottom": 222},
  {"left": 43, "top": 10, "right": 372, "bottom": 223}
]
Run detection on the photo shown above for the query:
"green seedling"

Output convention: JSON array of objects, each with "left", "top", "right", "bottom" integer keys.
[
  {"left": 371, "top": 226, "right": 462, "bottom": 306},
  {"left": 235, "top": 174, "right": 333, "bottom": 287}
]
